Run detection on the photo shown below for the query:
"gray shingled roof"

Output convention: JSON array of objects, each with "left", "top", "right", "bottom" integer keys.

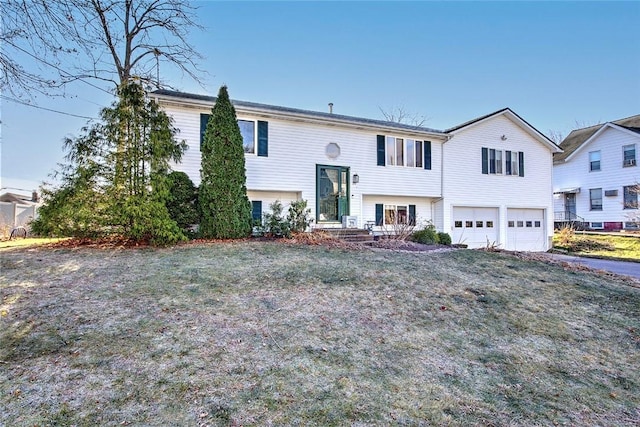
[
  {"left": 554, "top": 114, "right": 640, "bottom": 163},
  {"left": 153, "top": 89, "right": 446, "bottom": 135}
]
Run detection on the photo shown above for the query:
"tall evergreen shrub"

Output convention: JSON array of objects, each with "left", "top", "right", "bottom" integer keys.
[{"left": 198, "top": 86, "right": 252, "bottom": 238}]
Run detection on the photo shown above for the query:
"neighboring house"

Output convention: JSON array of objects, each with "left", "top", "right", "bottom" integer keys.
[
  {"left": 152, "top": 90, "right": 560, "bottom": 251},
  {"left": 0, "top": 191, "right": 40, "bottom": 236},
  {"left": 553, "top": 115, "right": 640, "bottom": 231}
]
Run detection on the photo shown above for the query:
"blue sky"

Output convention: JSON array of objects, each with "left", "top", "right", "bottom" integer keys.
[{"left": 2, "top": 0, "right": 639, "bottom": 193}]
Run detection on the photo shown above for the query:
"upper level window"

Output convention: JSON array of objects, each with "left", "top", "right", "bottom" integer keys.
[
  {"left": 482, "top": 148, "right": 524, "bottom": 176},
  {"left": 200, "top": 114, "right": 268, "bottom": 156},
  {"left": 624, "top": 185, "right": 638, "bottom": 209},
  {"left": 623, "top": 144, "right": 636, "bottom": 167},
  {"left": 238, "top": 120, "right": 255, "bottom": 154},
  {"left": 589, "top": 151, "right": 601, "bottom": 172},
  {"left": 385, "top": 136, "right": 425, "bottom": 168},
  {"left": 506, "top": 151, "right": 519, "bottom": 175},
  {"left": 489, "top": 149, "right": 503, "bottom": 174},
  {"left": 589, "top": 188, "right": 603, "bottom": 211}
]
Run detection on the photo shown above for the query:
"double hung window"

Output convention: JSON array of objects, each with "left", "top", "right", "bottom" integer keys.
[
  {"left": 589, "top": 188, "right": 603, "bottom": 211},
  {"left": 589, "top": 151, "right": 601, "bottom": 172},
  {"left": 624, "top": 185, "right": 638, "bottom": 209},
  {"left": 623, "top": 145, "right": 636, "bottom": 167}
]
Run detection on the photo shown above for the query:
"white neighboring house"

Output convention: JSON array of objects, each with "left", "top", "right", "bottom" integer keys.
[
  {"left": 438, "top": 109, "right": 562, "bottom": 251},
  {"left": 0, "top": 191, "right": 40, "bottom": 237},
  {"left": 553, "top": 115, "right": 640, "bottom": 231},
  {"left": 153, "top": 90, "right": 560, "bottom": 251}
]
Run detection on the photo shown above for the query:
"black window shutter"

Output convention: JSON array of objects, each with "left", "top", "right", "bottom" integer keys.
[
  {"left": 409, "top": 205, "right": 416, "bottom": 226},
  {"left": 518, "top": 152, "right": 525, "bottom": 177},
  {"left": 257, "top": 121, "right": 268, "bottom": 157},
  {"left": 505, "top": 150, "right": 512, "bottom": 175},
  {"left": 377, "top": 135, "right": 385, "bottom": 166},
  {"left": 489, "top": 149, "right": 496, "bottom": 174},
  {"left": 251, "top": 201, "right": 263, "bottom": 222},
  {"left": 375, "top": 204, "right": 383, "bottom": 226},
  {"left": 200, "top": 113, "right": 210, "bottom": 150},
  {"left": 482, "top": 147, "right": 488, "bottom": 174},
  {"left": 251, "top": 200, "right": 262, "bottom": 223},
  {"left": 424, "top": 141, "right": 432, "bottom": 170}
]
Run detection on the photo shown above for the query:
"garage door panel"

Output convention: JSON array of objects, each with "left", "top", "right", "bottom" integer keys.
[
  {"left": 507, "top": 208, "right": 545, "bottom": 251},
  {"left": 452, "top": 207, "right": 499, "bottom": 248}
]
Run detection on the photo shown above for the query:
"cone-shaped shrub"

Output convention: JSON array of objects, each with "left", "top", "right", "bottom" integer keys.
[{"left": 198, "top": 85, "right": 252, "bottom": 238}]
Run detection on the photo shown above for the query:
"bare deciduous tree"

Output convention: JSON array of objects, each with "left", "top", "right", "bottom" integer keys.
[
  {"left": 379, "top": 106, "right": 430, "bottom": 127},
  {"left": 1, "top": 0, "right": 204, "bottom": 98},
  {"left": 546, "top": 129, "right": 565, "bottom": 144}
]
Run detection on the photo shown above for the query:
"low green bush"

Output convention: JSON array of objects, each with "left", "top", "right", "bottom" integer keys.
[
  {"left": 437, "top": 232, "right": 452, "bottom": 246},
  {"left": 412, "top": 225, "right": 439, "bottom": 245}
]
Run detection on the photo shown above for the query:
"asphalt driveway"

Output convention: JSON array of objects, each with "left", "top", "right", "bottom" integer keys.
[{"left": 545, "top": 253, "right": 640, "bottom": 280}]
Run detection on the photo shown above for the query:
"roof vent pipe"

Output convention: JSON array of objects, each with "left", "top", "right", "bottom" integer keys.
[{"left": 328, "top": 103, "right": 333, "bottom": 114}]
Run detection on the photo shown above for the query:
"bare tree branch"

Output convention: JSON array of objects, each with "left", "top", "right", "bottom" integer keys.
[
  {"left": 547, "top": 129, "right": 565, "bottom": 144},
  {"left": 1, "top": 0, "right": 205, "bottom": 98},
  {"left": 379, "top": 105, "right": 430, "bottom": 127}
]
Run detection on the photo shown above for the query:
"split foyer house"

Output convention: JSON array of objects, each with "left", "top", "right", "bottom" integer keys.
[
  {"left": 553, "top": 115, "right": 640, "bottom": 231},
  {"left": 152, "top": 90, "right": 561, "bottom": 251}
]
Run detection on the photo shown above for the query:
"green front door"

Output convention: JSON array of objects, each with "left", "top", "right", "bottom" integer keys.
[{"left": 317, "top": 165, "right": 349, "bottom": 223}]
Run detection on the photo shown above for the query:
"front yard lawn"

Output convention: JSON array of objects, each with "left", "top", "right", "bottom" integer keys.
[
  {"left": 1, "top": 242, "right": 639, "bottom": 426},
  {"left": 554, "top": 231, "right": 640, "bottom": 261}
]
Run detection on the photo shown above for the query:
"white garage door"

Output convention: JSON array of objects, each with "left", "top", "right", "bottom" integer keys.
[
  {"left": 452, "top": 207, "right": 499, "bottom": 248},
  {"left": 506, "top": 208, "right": 546, "bottom": 251}
]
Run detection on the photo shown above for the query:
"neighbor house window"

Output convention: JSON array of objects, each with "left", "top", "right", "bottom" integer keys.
[
  {"left": 238, "top": 120, "right": 255, "bottom": 154},
  {"left": 590, "top": 188, "right": 603, "bottom": 210},
  {"left": 624, "top": 185, "right": 638, "bottom": 209},
  {"left": 591, "top": 222, "right": 603, "bottom": 229},
  {"left": 589, "top": 151, "right": 601, "bottom": 171},
  {"left": 623, "top": 145, "right": 636, "bottom": 167}
]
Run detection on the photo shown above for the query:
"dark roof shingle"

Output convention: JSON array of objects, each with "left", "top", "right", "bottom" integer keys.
[
  {"left": 554, "top": 114, "right": 640, "bottom": 163},
  {"left": 152, "top": 89, "right": 445, "bottom": 135}
]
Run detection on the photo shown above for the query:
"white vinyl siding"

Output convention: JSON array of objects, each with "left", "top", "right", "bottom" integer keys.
[{"left": 159, "top": 101, "right": 443, "bottom": 230}]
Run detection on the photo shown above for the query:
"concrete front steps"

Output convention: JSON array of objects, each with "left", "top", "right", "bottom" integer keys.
[{"left": 314, "top": 228, "right": 375, "bottom": 244}]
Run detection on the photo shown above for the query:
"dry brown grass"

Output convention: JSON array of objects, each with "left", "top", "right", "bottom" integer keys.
[{"left": 1, "top": 241, "right": 639, "bottom": 426}]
